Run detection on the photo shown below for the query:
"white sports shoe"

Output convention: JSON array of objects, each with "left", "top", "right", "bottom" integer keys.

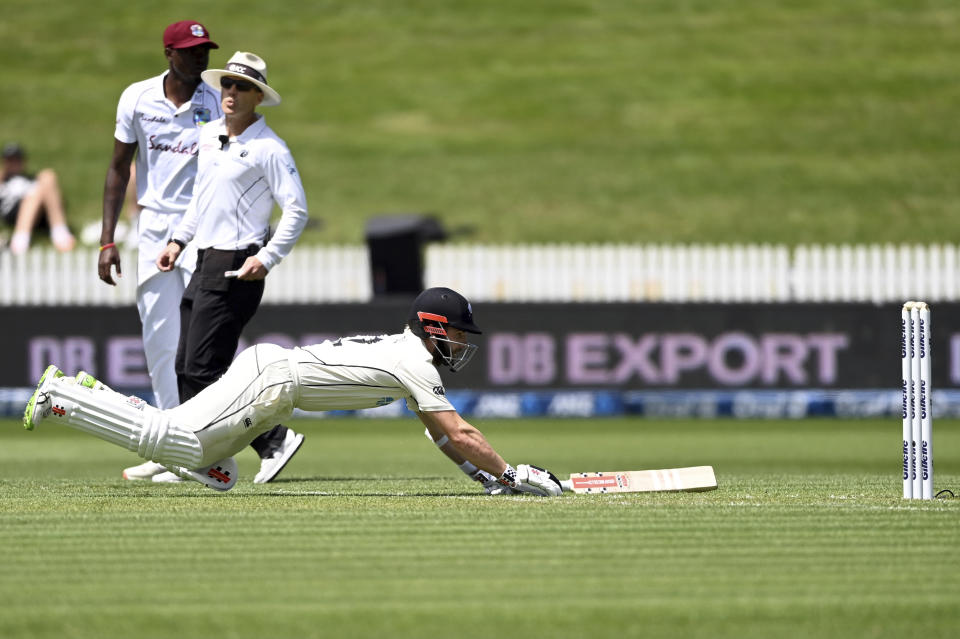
[
  {"left": 254, "top": 429, "right": 305, "bottom": 484},
  {"left": 122, "top": 461, "right": 168, "bottom": 481},
  {"left": 151, "top": 471, "right": 185, "bottom": 483},
  {"left": 168, "top": 457, "right": 239, "bottom": 491}
]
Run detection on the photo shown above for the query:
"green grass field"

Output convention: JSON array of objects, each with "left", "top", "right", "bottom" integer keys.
[
  {"left": 3, "top": 0, "right": 960, "bottom": 245},
  {"left": 1, "top": 417, "right": 957, "bottom": 638}
]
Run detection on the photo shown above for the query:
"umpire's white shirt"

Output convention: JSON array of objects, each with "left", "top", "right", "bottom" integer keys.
[
  {"left": 173, "top": 114, "right": 308, "bottom": 272},
  {"left": 114, "top": 72, "right": 221, "bottom": 284}
]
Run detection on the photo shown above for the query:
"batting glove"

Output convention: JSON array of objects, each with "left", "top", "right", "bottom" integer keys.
[
  {"left": 472, "top": 468, "right": 518, "bottom": 495},
  {"left": 498, "top": 464, "right": 563, "bottom": 497}
]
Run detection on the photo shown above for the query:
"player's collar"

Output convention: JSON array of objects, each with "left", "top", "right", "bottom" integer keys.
[
  {"left": 158, "top": 71, "right": 211, "bottom": 115},
  {"left": 230, "top": 113, "right": 265, "bottom": 143},
  {"left": 404, "top": 328, "right": 436, "bottom": 359}
]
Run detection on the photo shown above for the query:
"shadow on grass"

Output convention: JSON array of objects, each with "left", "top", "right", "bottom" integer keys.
[
  {"left": 264, "top": 490, "right": 481, "bottom": 497},
  {"left": 266, "top": 475, "right": 445, "bottom": 484},
  {"left": 264, "top": 475, "right": 485, "bottom": 497}
]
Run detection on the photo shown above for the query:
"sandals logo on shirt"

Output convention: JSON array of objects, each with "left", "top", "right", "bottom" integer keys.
[{"left": 193, "top": 108, "right": 212, "bottom": 126}]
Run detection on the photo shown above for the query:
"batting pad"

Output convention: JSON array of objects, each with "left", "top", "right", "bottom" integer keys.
[{"left": 44, "top": 378, "right": 203, "bottom": 469}]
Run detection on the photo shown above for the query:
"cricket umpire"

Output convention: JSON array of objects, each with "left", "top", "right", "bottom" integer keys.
[{"left": 156, "top": 51, "right": 309, "bottom": 483}]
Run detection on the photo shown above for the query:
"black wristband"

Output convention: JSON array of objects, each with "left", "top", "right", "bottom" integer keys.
[{"left": 170, "top": 239, "right": 186, "bottom": 249}]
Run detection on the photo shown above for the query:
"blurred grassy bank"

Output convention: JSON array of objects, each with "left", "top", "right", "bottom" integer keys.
[{"left": 2, "top": 0, "right": 958, "bottom": 245}]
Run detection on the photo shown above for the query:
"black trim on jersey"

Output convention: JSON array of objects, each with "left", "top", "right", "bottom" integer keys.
[
  {"left": 234, "top": 177, "right": 270, "bottom": 246},
  {"left": 197, "top": 381, "right": 290, "bottom": 432},
  {"left": 197, "top": 358, "right": 288, "bottom": 431},
  {"left": 304, "top": 362, "right": 410, "bottom": 388},
  {"left": 294, "top": 340, "right": 441, "bottom": 393},
  {"left": 297, "top": 348, "right": 327, "bottom": 365},
  {"left": 286, "top": 355, "right": 433, "bottom": 399},
  {"left": 299, "top": 382, "right": 399, "bottom": 391},
  {"left": 195, "top": 344, "right": 444, "bottom": 431}
]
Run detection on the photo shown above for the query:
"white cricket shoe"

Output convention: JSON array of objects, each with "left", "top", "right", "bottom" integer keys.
[
  {"left": 254, "top": 429, "right": 305, "bottom": 484},
  {"left": 168, "top": 457, "right": 239, "bottom": 491},
  {"left": 122, "top": 460, "right": 169, "bottom": 481},
  {"left": 151, "top": 471, "right": 185, "bottom": 483}
]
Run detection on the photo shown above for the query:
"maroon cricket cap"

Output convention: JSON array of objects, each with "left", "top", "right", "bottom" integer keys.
[{"left": 163, "top": 21, "right": 219, "bottom": 49}]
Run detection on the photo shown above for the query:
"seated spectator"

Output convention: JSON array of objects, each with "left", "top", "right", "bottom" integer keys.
[{"left": 0, "top": 143, "right": 75, "bottom": 254}]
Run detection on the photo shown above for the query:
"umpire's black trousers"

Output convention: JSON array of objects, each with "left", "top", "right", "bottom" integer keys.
[
  {"left": 175, "top": 246, "right": 288, "bottom": 456},
  {"left": 175, "top": 246, "right": 264, "bottom": 400}
]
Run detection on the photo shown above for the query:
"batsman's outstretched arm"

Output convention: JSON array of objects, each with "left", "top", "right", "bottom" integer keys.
[
  {"left": 423, "top": 425, "right": 516, "bottom": 494},
  {"left": 417, "top": 410, "right": 563, "bottom": 496},
  {"left": 419, "top": 410, "right": 506, "bottom": 477}
]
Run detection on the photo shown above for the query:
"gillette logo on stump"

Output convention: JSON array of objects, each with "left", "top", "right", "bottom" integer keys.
[
  {"left": 920, "top": 318, "right": 927, "bottom": 359},
  {"left": 903, "top": 441, "right": 909, "bottom": 480},
  {"left": 901, "top": 379, "right": 908, "bottom": 420},
  {"left": 901, "top": 318, "right": 907, "bottom": 359},
  {"left": 921, "top": 442, "right": 930, "bottom": 480},
  {"left": 920, "top": 379, "right": 927, "bottom": 419}
]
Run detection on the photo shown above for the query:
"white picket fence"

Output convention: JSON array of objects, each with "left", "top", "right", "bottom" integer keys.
[
  {"left": 429, "top": 244, "right": 960, "bottom": 303},
  {"left": 427, "top": 244, "right": 792, "bottom": 302},
  {"left": 0, "top": 246, "right": 371, "bottom": 306},
  {"left": 1, "top": 243, "right": 957, "bottom": 305}
]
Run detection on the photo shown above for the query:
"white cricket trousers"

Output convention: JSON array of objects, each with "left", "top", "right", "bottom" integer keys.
[
  {"left": 135, "top": 207, "right": 196, "bottom": 410},
  {"left": 137, "top": 269, "right": 190, "bottom": 410},
  {"left": 165, "top": 343, "right": 298, "bottom": 466}
]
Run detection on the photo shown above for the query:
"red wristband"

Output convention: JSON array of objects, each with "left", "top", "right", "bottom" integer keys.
[{"left": 99, "top": 242, "right": 116, "bottom": 252}]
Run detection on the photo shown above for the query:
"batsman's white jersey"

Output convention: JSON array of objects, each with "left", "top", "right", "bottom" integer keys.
[
  {"left": 165, "top": 330, "right": 454, "bottom": 465},
  {"left": 35, "top": 331, "right": 454, "bottom": 472}
]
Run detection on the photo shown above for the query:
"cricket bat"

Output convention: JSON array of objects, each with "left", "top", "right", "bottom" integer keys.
[{"left": 560, "top": 466, "right": 717, "bottom": 494}]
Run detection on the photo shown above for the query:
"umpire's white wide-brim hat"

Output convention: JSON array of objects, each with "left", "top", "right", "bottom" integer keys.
[{"left": 202, "top": 51, "right": 282, "bottom": 106}]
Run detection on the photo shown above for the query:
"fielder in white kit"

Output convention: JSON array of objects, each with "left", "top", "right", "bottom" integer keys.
[
  {"left": 99, "top": 20, "right": 222, "bottom": 412},
  {"left": 100, "top": 26, "right": 304, "bottom": 483},
  {"left": 22, "top": 288, "right": 564, "bottom": 497}
]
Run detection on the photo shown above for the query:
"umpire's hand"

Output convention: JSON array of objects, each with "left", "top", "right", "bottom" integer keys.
[
  {"left": 233, "top": 256, "right": 268, "bottom": 281},
  {"left": 156, "top": 242, "right": 182, "bottom": 272}
]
